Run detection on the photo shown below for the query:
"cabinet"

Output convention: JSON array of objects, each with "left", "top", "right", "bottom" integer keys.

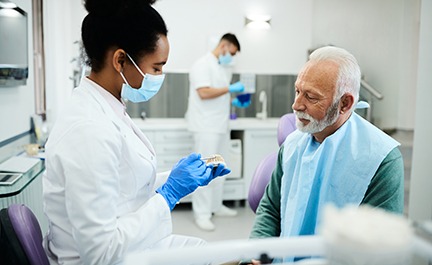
[
  {"left": 135, "top": 118, "right": 279, "bottom": 201},
  {"left": 241, "top": 129, "right": 279, "bottom": 198},
  {"left": 154, "top": 131, "right": 194, "bottom": 172}
]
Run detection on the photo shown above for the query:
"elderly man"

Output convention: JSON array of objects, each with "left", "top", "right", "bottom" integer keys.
[{"left": 249, "top": 46, "right": 404, "bottom": 262}]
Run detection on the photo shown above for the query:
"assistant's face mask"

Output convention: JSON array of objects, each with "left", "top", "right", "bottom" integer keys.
[
  {"left": 218, "top": 51, "right": 233, "bottom": 65},
  {"left": 120, "top": 53, "right": 165, "bottom": 103}
]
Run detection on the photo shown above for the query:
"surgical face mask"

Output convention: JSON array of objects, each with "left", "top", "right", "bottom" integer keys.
[
  {"left": 295, "top": 99, "right": 340, "bottom": 134},
  {"left": 219, "top": 52, "right": 233, "bottom": 65},
  {"left": 120, "top": 54, "right": 165, "bottom": 103}
]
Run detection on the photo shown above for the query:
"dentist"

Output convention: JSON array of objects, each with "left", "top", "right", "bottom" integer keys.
[{"left": 43, "top": 0, "right": 230, "bottom": 264}]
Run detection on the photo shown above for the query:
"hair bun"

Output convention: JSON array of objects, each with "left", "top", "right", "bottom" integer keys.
[{"left": 84, "top": 0, "right": 157, "bottom": 15}]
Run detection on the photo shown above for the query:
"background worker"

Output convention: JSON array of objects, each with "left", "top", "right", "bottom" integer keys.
[{"left": 185, "top": 33, "right": 250, "bottom": 231}]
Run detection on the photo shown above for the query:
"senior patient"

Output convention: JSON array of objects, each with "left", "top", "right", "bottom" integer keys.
[{"left": 249, "top": 46, "right": 404, "bottom": 262}]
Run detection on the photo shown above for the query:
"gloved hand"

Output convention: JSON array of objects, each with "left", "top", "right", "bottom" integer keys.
[
  {"left": 156, "top": 153, "right": 230, "bottom": 210},
  {"left": 232, "top": 97, "right": 251, "bottom": 108},
  {"left": 208, "top": 163, "right": 231, "bottom": 185},
  {"left": 228, "top": 81, "right": 245, "bottom": 93}
]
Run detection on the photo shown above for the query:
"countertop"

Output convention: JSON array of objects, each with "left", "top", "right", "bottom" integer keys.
[
  {"left": 132, "top": 118, "right": 280, "bottom": 131},
  {"left": 0, "top": 158, "right": 45, "bottom": 198}
]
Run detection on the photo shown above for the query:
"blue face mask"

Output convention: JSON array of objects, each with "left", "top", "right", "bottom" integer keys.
[
  {"left": 120, "top": 54, "right": 165, "bottom": 103},
  {"left": 219, "top": 52, "right": 233, "bottom": 65}
]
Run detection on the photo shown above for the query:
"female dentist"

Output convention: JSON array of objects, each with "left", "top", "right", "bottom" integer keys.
[{"left": 42, "top": 0, "right": 230, "bottom": 264}]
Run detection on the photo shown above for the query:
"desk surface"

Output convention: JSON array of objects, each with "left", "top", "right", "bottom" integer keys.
[{"left": 0, "top": 158, "right": 45, "bottom": 198}]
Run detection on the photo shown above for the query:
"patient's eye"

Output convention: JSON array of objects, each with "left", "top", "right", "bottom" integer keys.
[{"left": 305, "top": 93, "right": 319, "bottom": 103}]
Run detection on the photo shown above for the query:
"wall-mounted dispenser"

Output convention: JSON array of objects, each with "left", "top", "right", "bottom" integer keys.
[{"left": 0, "top": 0, "right": 28, "bottom": 87}]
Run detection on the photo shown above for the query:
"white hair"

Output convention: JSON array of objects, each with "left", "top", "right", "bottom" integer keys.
[{"left": 309, "top": 46, "right": 361, "bottom": 110}]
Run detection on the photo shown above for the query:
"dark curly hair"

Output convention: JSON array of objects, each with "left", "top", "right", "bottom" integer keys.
[{"left": 81, "top": 0, "right": 168, "bottom": 72}]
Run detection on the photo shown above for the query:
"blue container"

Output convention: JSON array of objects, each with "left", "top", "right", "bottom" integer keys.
[{"left": 236, "top": 93, "right": 251, "bottom": 103}]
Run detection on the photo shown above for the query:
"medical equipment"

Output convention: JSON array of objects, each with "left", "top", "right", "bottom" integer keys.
[
  {"left": 232, "top": 93, "right": 252, "bottom": 108},
  {"left": 232, "top": 97, "right": 251, "bottom": 108},
  {"left": 124, "top": 224, "right": 432, "bottom": 265},
  {"left": 237, "top": 93, "right": 251, "bottom": 104},
  {"left": 125, "top": 236, "right": 326, "bottom": 265},
  {"left": 125, "top": 205, "right": 432, "bottom": 265}
]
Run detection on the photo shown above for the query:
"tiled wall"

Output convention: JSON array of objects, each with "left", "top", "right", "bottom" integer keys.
[{"left": 126, "top": 73, "right": 297, "bottom": 119}]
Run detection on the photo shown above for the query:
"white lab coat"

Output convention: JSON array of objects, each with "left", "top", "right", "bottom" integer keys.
[
  {"left": 185, "top": 52, "right": 232, "bottom": 218},
  {"left": 185, "top": 52, "right": 232, "bottom": 134},
  {"left": 43, "top": 78, "right": 194, "bottom": 265}
]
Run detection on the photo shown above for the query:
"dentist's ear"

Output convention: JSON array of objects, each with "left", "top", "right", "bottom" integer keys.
[{"left": 113, "top": 49, "right": 127, "bottom": 73}]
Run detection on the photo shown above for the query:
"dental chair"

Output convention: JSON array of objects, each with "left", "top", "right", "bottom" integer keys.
[
  {"left": 248, "top": 113, "right": 297, "bottom": 213},
  {"left": 0, "top": 204, "right": 49, "bottom": 265}
]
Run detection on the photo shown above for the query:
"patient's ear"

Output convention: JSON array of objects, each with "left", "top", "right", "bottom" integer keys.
[{"left": 340, "top": 93, "right": 355, "bottom": 114}]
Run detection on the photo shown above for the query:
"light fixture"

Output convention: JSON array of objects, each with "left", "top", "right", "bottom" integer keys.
[
  {"left": 245, "top": 14, "right": 271, "bottom": 30},
  {"left": 0, "top": 0, "right": 17, "bottom": 9}
]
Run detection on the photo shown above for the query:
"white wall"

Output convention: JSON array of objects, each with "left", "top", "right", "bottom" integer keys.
[
  {"left": 154, "top": 0, "right": 313, "bottom": 75},
  {"left": 43, "top": 0, "right": 86, "bottom": 125},
  {"left": 44, "top": 0, "right": 420, "bottom": 131},
  {"left": 44, "top": 0, "right": 313, "bottom": 122},
  {"left": 311, "top": 0, "right": 419, "bottom": 130},
  {"left": 0, "top": 0, "right": 34, "bottom": 142},
  {"left": 408, "top": 0, "right": 432, "bottom": 223}
]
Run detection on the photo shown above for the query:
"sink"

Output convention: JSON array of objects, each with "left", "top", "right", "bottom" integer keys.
[{"left": 256, "top": 90, "right": 268, "bottom": 120}]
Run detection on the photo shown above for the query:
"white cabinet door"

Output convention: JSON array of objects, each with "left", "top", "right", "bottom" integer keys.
[
  {"left": 153, "top": 130, "right": 194, "bottom": 172},
  {"left": 242, "top": 129, "right": 279, "bottom": 198}
]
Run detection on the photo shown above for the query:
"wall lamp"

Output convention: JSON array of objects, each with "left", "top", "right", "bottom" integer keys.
[
  {"left": 0, "top": 0, "right": 17, "bottom": 9},
  {"left": 245, "top": 14, "right": 271, "bottom": 30}
]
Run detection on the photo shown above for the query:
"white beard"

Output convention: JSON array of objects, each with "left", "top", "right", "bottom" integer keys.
[{"left": 295, "top": 101, "right": 340, "bottom": 134}]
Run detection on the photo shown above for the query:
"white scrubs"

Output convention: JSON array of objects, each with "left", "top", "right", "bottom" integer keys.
[
  {"left": 185, "top": 52, "right": 232, "bottom": 219},
  {"left": 43, "top": 78, "right": 204, "bottom": 265}
]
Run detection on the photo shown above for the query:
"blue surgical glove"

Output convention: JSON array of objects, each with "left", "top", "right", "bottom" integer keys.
[
  {"left": 228, "top": 81, "right": 245, "bottom": 93},
  {"left": 232, "top": 98, "right": 251, "bottom": 108},
  {"left": 209, "top": 163, "right": 231, "bottom": 181},
  {"left": 156, "top": 153, "right": 229, "bottom": 210}
]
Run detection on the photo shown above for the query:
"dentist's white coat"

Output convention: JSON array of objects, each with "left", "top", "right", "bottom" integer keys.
[{"left": 43, "top": 78, "right": 195, "bottom": 265}]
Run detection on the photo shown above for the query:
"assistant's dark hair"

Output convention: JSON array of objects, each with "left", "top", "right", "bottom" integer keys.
[
  {"left": 82, "top": 0, "right": 168, "bottom": 72},
  {"left": 221, "top": 33, "right": 241, "bottom": 52}
]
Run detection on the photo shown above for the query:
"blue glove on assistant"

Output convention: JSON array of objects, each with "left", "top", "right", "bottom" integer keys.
[
  {"left": 228, "top": 81, "right": 245, "bottom": 93},
  {"left": 232, "top": 98, "right": 251, "bottom": 108},
  {"left": 156, "top": 153, "right": 230, "bottom": 210}
]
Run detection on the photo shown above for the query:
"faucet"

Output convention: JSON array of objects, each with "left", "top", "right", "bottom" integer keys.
[{"left": 256, "top": 90, "right": 268, "bottom": 120}]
